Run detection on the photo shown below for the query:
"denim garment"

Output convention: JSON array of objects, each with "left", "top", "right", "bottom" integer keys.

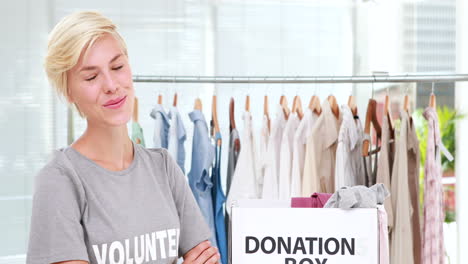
[
  {"left": 211, "top": 132, "right": 227, "bottom": 264},
  {"left": 187, "top": 110, "right": 218, "bottom": 248},
  {"left": 168, "top": 107, "right": 187, "bottom": 173},
  {"left": 150, "top": 104, "right": 170, "bottom": 148}
]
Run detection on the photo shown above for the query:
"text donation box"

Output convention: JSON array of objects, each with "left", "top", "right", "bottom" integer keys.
[{"left": 231, "top": 207, "right": 378, "bottom": 264}]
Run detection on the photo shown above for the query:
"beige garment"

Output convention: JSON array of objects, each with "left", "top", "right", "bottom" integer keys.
[
  {"left": 390, "top": 111, "right": 415, "bottom": 264},
  {"left": 302, "top": 99, "right": 342, "bottom": 195},
  {"left": 291, "top": 109, "right": 318, "bottom": 197},
  {"left": 376, "top": 115, "right": 395, "bottom": 231},
  {"left": 407, "top": 116, "right": 421, "bottom": 264}
]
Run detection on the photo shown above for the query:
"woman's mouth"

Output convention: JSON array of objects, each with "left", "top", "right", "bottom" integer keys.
[{"left": 103, "top": 96, "right": 127, "bottom": 109}]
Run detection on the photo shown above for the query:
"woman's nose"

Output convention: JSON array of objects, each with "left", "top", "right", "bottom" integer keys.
[{"left": 102, "top": 72, "right": 118, "bottom": 94}]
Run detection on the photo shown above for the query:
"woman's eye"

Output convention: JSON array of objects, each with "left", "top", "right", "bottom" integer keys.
[
  {"left": 85, "top": 75, "right": 97, "bottom": 81},
  {"left": 112, "top": 65, "right": 123, "bottom": 71}
]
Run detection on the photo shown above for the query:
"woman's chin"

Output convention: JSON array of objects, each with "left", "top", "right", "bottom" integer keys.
[{"left": 102, "top": 112, "right": 132, "bottom": 127}]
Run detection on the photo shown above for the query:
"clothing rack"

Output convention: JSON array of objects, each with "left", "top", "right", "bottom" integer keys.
[{"left": 133, "top": 73, "right": 468, "bottom": 84}]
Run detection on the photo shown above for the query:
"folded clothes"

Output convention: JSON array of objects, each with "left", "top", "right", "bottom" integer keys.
[{"left": 324, "top": 183, "right": 389, "bottom": 209}]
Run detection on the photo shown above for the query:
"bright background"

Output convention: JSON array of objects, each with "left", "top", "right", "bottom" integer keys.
[{"left": 1, "top": 0, "right": 468, "bottom": 263}]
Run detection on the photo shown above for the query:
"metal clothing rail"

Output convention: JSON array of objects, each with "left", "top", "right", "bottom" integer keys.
[{"left": 133, "top": 73, "right": 468, "bottom": 84}]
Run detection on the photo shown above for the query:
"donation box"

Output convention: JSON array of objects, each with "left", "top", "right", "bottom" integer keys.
[{"left": 230, "top": 206, "right": 379, "bottom": 264}]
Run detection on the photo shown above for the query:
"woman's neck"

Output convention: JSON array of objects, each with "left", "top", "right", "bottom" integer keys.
[{"left": 71, "top": 121, "right": 134, "bottom": 171}]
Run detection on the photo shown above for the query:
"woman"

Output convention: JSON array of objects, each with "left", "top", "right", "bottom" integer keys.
[{"left": 26, "top": 11, "right": 220, "bottom": 264}]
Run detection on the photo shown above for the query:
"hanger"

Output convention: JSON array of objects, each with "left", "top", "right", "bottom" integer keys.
[
  {"left": 194, "top": 98, "right": 202, "bottom": 110},
  {"left": 245, "top": 95, "right": 250, "bottom": 112},
  {"left": 212, "top": 95, "right": 221, "bottom": 146},
  {"left": 264, "top": 95, "right": 271, "bottom": 132},
  {"left": 384, "top": 87, "right": 394, "bottom": 130},
  {"left": 230, "top": 97, "right": 241, "bottom": 152},
  {"left": 173, "top": 93, "right": 178, "bottom": 107},
  {"left": 308, "top": 95, "right": 322, "bottom": 115},
  {"left": 429, "top": 82, "right": 437, "bottom": 108},
  {"left": 133, "top": 97, "right": 139, "bottom": 123},
  {"left": 212, "top": 95, "right": 220, "bottom": 133},
  {"left": 280, "top": 95, "right": 290, "bottom": 120},
  {"left": 292, "top": 95, "right": 304, "bottom": 120},
  {"left": 403, "top": 87, "right": 410, "bottom": 113},
  {"left": 229, "top": 97, "right": 240, "bottom": 152},
  {"left": 229, "top": 98, "right": 236, "bottom": 132},
  {"left": 362, "top": 99, "right": 382, "bottom": 156},
  {"left": 158, "top": 94, "right": 163, "bottom": 105},
  {"left": 348, "top": 94, "right": 358, "bottom": 116},
  {"left": 327, "top": 95, "right": 340, "bottom": 119}
]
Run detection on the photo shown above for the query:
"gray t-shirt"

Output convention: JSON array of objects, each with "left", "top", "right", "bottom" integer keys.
[{"left": 26, "top": 143, "right": 211, "bottom": 264}]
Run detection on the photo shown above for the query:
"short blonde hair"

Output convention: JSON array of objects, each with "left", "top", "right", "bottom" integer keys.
[{"left": 45, "top": 11, "right": 128, "bottom": 107}]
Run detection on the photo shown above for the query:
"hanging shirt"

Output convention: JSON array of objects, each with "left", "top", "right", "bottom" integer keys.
[
  {"left": 168, "top": 106, "right": 187, "bottom": 173},
  {"left": 335, "top": 105, "right": 365, "bottom": 189},
  {"left": 256, "top": 115, "right": 270, "bottom": 197},
  {"left": 226, "top": 111, "right": 258, "bottom": 214},
  {"left": 224, "top": 128, "right": 240, "bottom": 250},
  {"left": 390, "top": 110, "right": 414, "bottom": 264},
  {"left": 211, "top": 132, "right": 227, "bottom": 264},
  {"left": 363, "top": 134, "right": 379, "bottom": 187},
  {"left": 226, "top": 128, "right": 240, "bottom": 196},
  {"left": 302, "top": 99, "right": 342, "bottom": 196},
  {"left": 376, "top": 115, "right": 395, "bottom": 231},
  {"left": 131, "top": 121, "right": 146, "bottom": 147},
  {"left": 290, "top": 109, "right": 318, "bottom": 197},
  {"left": 278, "top": 113, "right": 300, "bottom": 199},
  {"left": 407, "top": 114, "right": 422, "bottom": 264},
  {"left": 150, "top": 104, "right": 170, "bottom": 149},
  {"left": 262, "top": 105, "right": 287, "bottom": 199},
  {"left": 26, "top": 144, "right": 211, "bottom": 264},
  {"left": 422, "top": 107, "right": 446, "bottom": 264},
  {"left": 187, "top": 110, "right": 218, "bottom": 248},
  {"left": 378, "top": 205, "right": 390, "bottom": 264}
]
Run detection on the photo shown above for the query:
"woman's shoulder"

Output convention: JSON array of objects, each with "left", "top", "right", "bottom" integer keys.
[
  {"left": 135, "top": 144, "right": 171, "bottom": 164},
  {"left": 35, "top": 147, "right": 84, "bottom": 188},
  {"left": 33, "top": 147, "right": 87, "bottom": 212},
  {"left": 135, "top": 145, "right": 181, "bottom": 185}
]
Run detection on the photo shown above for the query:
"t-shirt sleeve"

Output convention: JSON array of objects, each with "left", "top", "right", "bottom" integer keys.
[
  {"left": 162, "top": 149, "right": 212, "bottom": 257},
  {"left": 26, "top": 163, "right": 89, "bottom": 264}
]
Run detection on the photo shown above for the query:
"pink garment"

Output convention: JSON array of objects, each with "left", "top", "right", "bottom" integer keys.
[
  {"left": 422, "top": 107, "right": 445, "bottom": 264},
  {"left": 291, "top": 193, "right": 332, "bottom": 208},
  {"left": 378, "top": 205, "right": 390, "bottom": 264}
]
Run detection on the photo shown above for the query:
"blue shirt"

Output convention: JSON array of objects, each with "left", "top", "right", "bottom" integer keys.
[
  {"left": 150, "top": 104, "right": 170, "bottom": 148},
  {"left": 212, "top": 132, "right": 227, "bottom": 264},
  {"left": 168, "top": 107, "right": 187, "bottom": 173},
  {"left": 187, "top": 110, "right": 218, "bottom": 248}
]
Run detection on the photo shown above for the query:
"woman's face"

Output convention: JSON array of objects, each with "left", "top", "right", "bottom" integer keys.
[{"left": 67, "top": 34, "right": 134, "bottom": 127}]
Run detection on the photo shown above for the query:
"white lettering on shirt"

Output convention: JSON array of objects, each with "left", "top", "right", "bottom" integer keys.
[
  {"left": 109, "top": 241, "right": 125, "bottom": 264},
  {"left": 156, "top": 230, "right": 168, "bottom": 259},
  {"left": 145, "top": 232, "right": 157, "bottom": 262},
  {"left": 167, "top": 229, "right": 177, "bottom": 257},
  {"left": 134, "top": 234, "right": 145, "bottom": 264},
  {"left": 125, "top": 239, "right": 134, "bottom": 264},
  {"left": 92, "top": 228, "right": 180, "bottom": 264},
  {"left": 93, "top": 243, "right": 108, "bottom": 264}
]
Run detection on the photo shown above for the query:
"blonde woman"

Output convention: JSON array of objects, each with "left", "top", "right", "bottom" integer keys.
[{"left": 26, "top": 11, "right": 220, "bottom": 264}]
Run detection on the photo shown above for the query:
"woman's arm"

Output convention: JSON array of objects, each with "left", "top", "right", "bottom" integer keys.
[{"left": 183, "top": 240, "right": 220, "bottom": 264}]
